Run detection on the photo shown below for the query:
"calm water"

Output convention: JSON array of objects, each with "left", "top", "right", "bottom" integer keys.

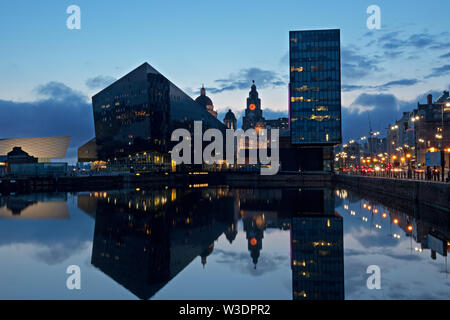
[{"left": 0, "top": 186, "right": 448, "bottom": 300}]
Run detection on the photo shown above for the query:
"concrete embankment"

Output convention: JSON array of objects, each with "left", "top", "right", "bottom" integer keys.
[
  {"left": 0, "top": 172, "right": 333, "bottom": 193},
  {"left": 334, "top": 174, "right": 450, "bottom": 212}
]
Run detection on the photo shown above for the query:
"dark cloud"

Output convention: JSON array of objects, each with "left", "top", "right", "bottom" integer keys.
[
  {"left": 371, "top": 30, "right": 450, "bottom": 52},
  {"left": 439, "top": 52, "right": 450, "bottom": 59},
  {"left": 378, "top": 79, "right": 419, "bottom": 90},
  {"left": 341, "top": 47, "right": 382, "bottom": 80},
  {"left": 34, "top": 241, "right": 90, "bottom": 265},
  {"left": 342, "top": 84, "right": 366, "bottom": 92},
  {"left": 0, "top": 82, "right": 95, "bottom": 162},
  {"left": 85, "top": 75, "right": 116, "bottom": 90},
  {"left": 352, "top": 93, "right": 399, "bottom": 111},
  {"left": 425, "top": 64, "right": 450, "bottom": 79},
  {"left": 208, "top": 68, "right": 286, "bottom": 94},
  {"left": 342, "top": 88, "right": 449, "bottom": 141},
  {"left": 342, "top": 79, "right": 419, "bottom": 92}
]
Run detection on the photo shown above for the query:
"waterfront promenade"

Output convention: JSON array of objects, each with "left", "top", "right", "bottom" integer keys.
[{"left": 335, "top": 173, "right": 450, "bottom": 212}]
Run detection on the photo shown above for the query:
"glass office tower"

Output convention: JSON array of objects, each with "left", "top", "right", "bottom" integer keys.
[{"left": 289, "top": 29, "right": 342, "bottom": 145}]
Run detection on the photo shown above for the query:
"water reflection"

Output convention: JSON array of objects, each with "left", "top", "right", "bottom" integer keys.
[
  {"left": 77, "top": 187, "right": 344, "bottom": 300},
  {"left": 0, "top": 193, "right": 69, "bottom": 219},
  {"left": 335, "top": 188, "right": 449, "bottom": 262},
  {"left": 0, "top": 185, "right": 448, "bottom": 300}
]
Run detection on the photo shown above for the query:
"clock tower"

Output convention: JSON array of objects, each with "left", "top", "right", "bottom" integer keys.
[{"left": 242, "top": 81, "right": 265, "bottom": 130}]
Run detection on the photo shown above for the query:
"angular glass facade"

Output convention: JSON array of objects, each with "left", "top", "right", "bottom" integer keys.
[
  {"left": 93, "top": 66, "right": 171, "bottom": 160},
  {"left": 89, "top": 63, "right": 225, "bottom": 164},
  {"left": 289, "top": 29, "right": 342, "bottom": 145}
]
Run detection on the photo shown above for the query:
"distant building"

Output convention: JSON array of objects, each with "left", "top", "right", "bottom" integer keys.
[
  {"left": 364, "top": 137, "right": 387, "bottom": 156},
  {"left": 0, "top": 136, "right": 70, "bottom": 162},
  {"left": 387, "top": 111, "right": 416, "bottom": 158},
  {"left": 265, "top": 117, "right": 289, "bottom": 130},
  {"left": 242, "top": 81, "right": 265, "bottom": 130},
  {"left": 223, "top": 109, "right": 237, "bottom": 130},
  {"left": 195, "top": 85, "right": 218, "bottom": 118},
  {"left": 414, "top": 92, "right": 450, "bottom": 165},
  {"left": 0, "top": 137, "right": 70, "bottom": 178},
  {"left": 6, "top": 147, "right": 37, "bottom": 164}
]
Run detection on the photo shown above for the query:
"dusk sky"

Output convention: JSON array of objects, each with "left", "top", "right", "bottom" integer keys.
[{"left": 1, "top": 0, "right": 450, "bottom": 162}]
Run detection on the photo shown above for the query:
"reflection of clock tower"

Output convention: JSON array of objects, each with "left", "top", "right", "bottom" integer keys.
[{"left": 242, "top": 81, "right": 265, "bottom": 130}]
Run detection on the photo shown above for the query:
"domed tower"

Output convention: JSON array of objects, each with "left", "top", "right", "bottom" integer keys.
[
  {"left": 242, "top": 81, "right": 265, "bottom": 130},
  {"left": 223, "top": 109, "right": 237, "bottom": 130},
  {"left": 195, "top": 85, "right": 218, "bottom": 118}
]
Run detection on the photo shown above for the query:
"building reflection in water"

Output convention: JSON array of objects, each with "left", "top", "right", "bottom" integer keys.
[
  {"left": 0, "top": 193, "right": 69, "bottom": 219},
  {"left": 78, "top": 187, "right": 344, "bottom": 300},
  {"left": 79, "top": 187, "right": 236, "bottom": 299},
  {"left": 290, "top": 189, "right": 344, "bottom": 300},
  {"left": 335, "top": 188, "right": 449, "bottom": 264}
]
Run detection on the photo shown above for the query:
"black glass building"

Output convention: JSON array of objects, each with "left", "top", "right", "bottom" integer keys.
[
  {"left": 289, "top": 29, "right": 342, "bottom": 146},
  {"left": 80, "top": 62, "right": 225, "bottom": 170}
]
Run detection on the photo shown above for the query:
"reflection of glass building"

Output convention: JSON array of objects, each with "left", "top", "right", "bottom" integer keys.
[
  {"left": 79, "top": 63, "right": 225, "bottom": 170},
  {"left": 84, "top": 188, "right": 234, "bottom": 299},
  {"left": 289, "top": 30, "right": 342, "bottom": 146},
  {"left": 290, "top": 188, "right": 344, "bottom": 300}
]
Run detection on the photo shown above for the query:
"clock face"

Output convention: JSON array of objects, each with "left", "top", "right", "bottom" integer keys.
[{"left": 249, "top": 103, "right": 256, "bottom": 111}]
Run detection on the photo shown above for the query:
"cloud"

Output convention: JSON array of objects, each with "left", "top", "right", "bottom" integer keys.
[
  {"left": 342, "top": 79, "right": 419, "bottom": 92},
  {"left": 341, "top": 47, "right": 382, "bottom": 79},
  {"left": 342, "top": 87, "right": 449, "bottom": 141},
  {"left": 85, "top": 75, "right": 116, "bottom": 90},
  {"left": 377, "top": 79, "right": 420, "bottom": 90},
  {"left": 0, "top": 82, "right": 95, "bottom": 162},
  {"left": 342, "top": 84, "right": 366, "bottom": 92},
  {"left": 352, "top": 93, "right": 399, "bottom": 111},
  {"left": 207, "top": 68, "right": 286, "bottom": 94},
  {"left": 369, "top": 30, "right": 450, "bottom": 52},
  {"left": 425, "top": 64, "right": 450, "bottom": 79},
  {"left": 439, "top": 52, "right": 450, "bottom": 59},
  {"left": 36, "top": 81, "right": 86, "bottom": 102}
]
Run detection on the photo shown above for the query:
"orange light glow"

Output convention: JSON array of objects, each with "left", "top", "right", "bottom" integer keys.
[
  {"left": 249, "top": 104, "right": 256, "bottom": 111},
  {"left": 407, "top": 225, "right": 413, "bottom": 232},
  {"left": 250, "top": 237, "right": 257, "bottom": 246},
  {"left": 393, "top": 218, "right": 399, "bottom": 224}
]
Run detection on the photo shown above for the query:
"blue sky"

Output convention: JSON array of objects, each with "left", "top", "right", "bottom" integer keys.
[{"left": 0, "top": 0, "right": 450, "bottom": 162}]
